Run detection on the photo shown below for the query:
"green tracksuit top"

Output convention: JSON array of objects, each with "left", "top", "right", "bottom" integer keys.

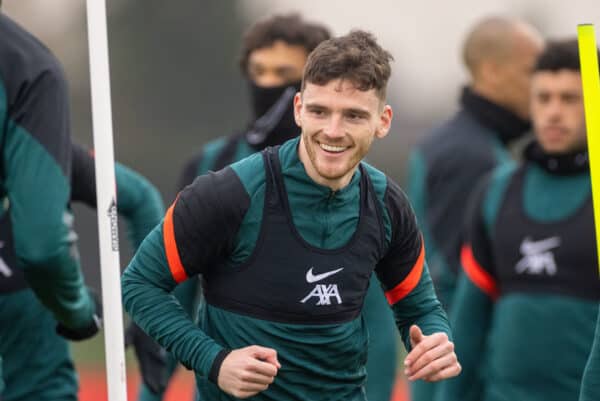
[
  {"left": 0, "top": 144, "right": 165, "bottom": 401},
  {"left": 123, "top": 137, "right": 451, "bottom": 401},
  {"left": 139, "top": 134, "right": 398, "bottom": 401},
  {"left": 439, "top": 143, "right": 599, "bottom": 401},
  {"left": 0, "top": 13, "right": 95, "bottom": 392}
]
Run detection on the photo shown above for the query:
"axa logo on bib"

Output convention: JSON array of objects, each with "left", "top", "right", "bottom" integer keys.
[
  {"left": 515, "top": 236, "right": 561, "bottom": 276},
  {"left": 300, "top": 267, "right": 344, "bottom": 306}
]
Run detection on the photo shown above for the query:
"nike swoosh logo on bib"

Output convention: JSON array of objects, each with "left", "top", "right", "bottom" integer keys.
[{"left": 306, "top": 267, "right": 344, "bottom": 283}]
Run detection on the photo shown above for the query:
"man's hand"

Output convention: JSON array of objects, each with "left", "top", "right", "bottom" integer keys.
[
  {"left": 217, "top": 345, "right": 281, "bottom": 399},
  {"left": 404, "top": 325, "right": 461, "bottom": 382},
  {"left": 56, "top": 288, "right": 102, "bottom": 341}
]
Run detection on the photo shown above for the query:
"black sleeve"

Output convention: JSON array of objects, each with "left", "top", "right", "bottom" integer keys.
[
  {"left": 70, "top": 143, "right": 97, "bottom": 206},
  {"left": 171, "top": 167, "right": 250, "bottom": 277},
  {"left": 375, "top": 178, "right": 424, "bottom": 292},
  {"left": 0, "top": 15, "right": 72, "bottom": 176}
]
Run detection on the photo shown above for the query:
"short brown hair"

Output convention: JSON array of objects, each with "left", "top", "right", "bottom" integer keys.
[
  {"left": 239, "top": 14, "right": 331, "bottom": 76},
  {"left": 302, "top": 30, "right": 393, "bottom": 100}
]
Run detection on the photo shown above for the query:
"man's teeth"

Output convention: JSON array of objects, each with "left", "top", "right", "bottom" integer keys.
[{"left": 320, "top": 143, "right": 347, "bottom": 153}]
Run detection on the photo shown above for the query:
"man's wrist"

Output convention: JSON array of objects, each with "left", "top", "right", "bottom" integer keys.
[{"left": 208, "top": 349, "right": 232, "bottom": 383}]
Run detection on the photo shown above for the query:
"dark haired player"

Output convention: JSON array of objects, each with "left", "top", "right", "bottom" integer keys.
[{"left": 123, "top": 30, "right": 460, "bottom": 401}]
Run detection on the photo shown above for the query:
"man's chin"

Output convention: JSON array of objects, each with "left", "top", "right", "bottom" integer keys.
[
  {"left": 315, "top": 165, "right": 352, "bottom": 181},
  {"left": 540, "top": 143, "right": 575, "bottom": 155}
]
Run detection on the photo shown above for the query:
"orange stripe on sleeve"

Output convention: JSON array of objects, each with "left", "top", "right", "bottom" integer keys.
[
  {"left": 384, "top": 241, "right": 425, "bottom": 305},
  {"left": 460, "top": 244, "right": 499, "bottom": 300},
  {"left": 163, "top": 202, "right": 188, "bottom": 283}
]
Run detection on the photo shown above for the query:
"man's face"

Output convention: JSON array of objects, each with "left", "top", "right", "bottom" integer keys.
[
  {"left": 294, "top": 79, "right": 392, "bottom": 190},
  {"left": 247, "top": 40, "right": 308, "bottom": 87},
  {"left": 531, "top": 70, "right": 586, "bottom": 154},
  {"left": 492, "top": 29, "right": 544, "bottom": 119}
]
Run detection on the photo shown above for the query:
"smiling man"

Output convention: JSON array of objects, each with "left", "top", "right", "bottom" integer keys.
[{"left": 122, "top": 30, "right": 460, "bottom": 401}]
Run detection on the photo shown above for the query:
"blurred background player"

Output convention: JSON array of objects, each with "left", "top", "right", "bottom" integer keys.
[
  {"left": 440, "top": 39, "right": 600, "bottom": 401},
  {"left": 0, "top": 143, "right": 165, "bottom": 401},
  {"left": 137, "top": 14, "right": 403, "bottom": 401},
  {"left": 405, "top": 17, "right": 543, "bottom": 400},
  {"left": 0, "top": 11, "right": 101, "bottom": 395}
]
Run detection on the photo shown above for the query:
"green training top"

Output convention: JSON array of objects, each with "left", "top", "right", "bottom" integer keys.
[
  {"left": 440, "top": 144, "right": 599, "bottom": 401},
  {"left": 123, "top": 137, "right": 450, "bottom": 401}
]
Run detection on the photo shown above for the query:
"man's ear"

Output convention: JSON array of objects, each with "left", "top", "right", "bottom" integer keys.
[
  {"left": 478, "top": 60, "right": 503, "bottom": 88},
  {"left": 376, "top": 104, "right": 393, "bottom": 139},
  {"left": 294, "top": 92, "right": 303, "bottom": 127}
]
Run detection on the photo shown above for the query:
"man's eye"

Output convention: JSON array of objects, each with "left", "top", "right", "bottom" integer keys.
[{"left": 537, "top": 94, "right": 550, "bottom": 103}]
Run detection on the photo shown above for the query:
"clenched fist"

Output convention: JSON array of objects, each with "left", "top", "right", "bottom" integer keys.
[{"left": 217, "top": 345, "right": 281, "bottom": 399}]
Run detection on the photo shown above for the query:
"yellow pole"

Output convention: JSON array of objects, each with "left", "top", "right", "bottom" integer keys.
[{"left": 578, "top": 24, "right": 600, "bottom": 274}]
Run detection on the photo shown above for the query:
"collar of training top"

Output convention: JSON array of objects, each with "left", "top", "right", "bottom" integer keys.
[
  {"left": 460, "top": 86, "right": 531, "bottom": 145},
  {"left": 524, "top": 141, "right": 589, "bottom": 176}
]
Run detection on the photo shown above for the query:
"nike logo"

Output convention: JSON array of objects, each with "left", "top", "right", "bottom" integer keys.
[{"left": 306, "top": 267, "right": 344, "bottom": 283}]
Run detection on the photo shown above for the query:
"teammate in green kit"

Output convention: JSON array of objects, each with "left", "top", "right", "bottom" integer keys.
[
  {"left": 137, "top": 15, "right": 401, "bottom": 401},
  {"left": 439, "top": 39, "right": 600, "bottom": 401},
  {"left": 123, "top": 30, "right": 460, "bottom": 401},
  {"left": 406, "top": 17, "right": 543, "bottom": 401},
  {"left": 0, "top": 143, "right": 165, "bottom": 401},
  {"left": 0, "top": 11, "right": 101, "bottom": 395}
]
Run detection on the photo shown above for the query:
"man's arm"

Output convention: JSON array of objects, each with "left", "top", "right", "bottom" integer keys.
[
  {"left": 375, "top": 179, "right": 459, "bottom": 383},
  {"left": 135, "top": 150, "right": 208, "bottom": 401},
  {"left": 1, "top": 57, "right": 97, "bottom": 333},
  {"left": 122, "top": 168, "right": 279, "bottom": 399}
]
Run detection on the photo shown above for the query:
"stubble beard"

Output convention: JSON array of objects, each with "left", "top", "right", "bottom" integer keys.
[{"left": 303, "top": 131, "right": 367, "bottom": 181}]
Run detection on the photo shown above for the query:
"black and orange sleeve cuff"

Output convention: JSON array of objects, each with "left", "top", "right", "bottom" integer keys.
[
  {"left": 384, "top": 241, "right": 425, "bottom": 305},
  {"left": 163, "top": 201, "right": 188, "bottom": 283},
  {"left": 460, "top": 244, "right": 499, "bottom": 300}
]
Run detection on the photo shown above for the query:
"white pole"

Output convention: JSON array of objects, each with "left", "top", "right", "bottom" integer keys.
[{"left": 85, "top": 1, "right": 128, "bottom": 400}]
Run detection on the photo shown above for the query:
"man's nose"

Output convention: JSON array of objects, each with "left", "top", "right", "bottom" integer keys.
[
  {"left": 323, "top": 114, "right": 345, "bottom": 138},
  {"left": 545, "top": 99, "right": 563, "bottom": 121}
]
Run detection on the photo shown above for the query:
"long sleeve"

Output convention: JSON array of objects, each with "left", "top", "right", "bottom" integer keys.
[
  {"left": 0, "top": 25, "right": 95, "bottom": 330},
  {"left": 136, "top": 150, "right": 210, "bottom": 401},
  {"left": 122, "top": 224, "right": 225, "bottom": 377},
  {"left": 375, "top": 179, "right": 451, "bottom": 348},
  {"left": 122, "top": 167, "right": 250, "bottom": 380}
]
